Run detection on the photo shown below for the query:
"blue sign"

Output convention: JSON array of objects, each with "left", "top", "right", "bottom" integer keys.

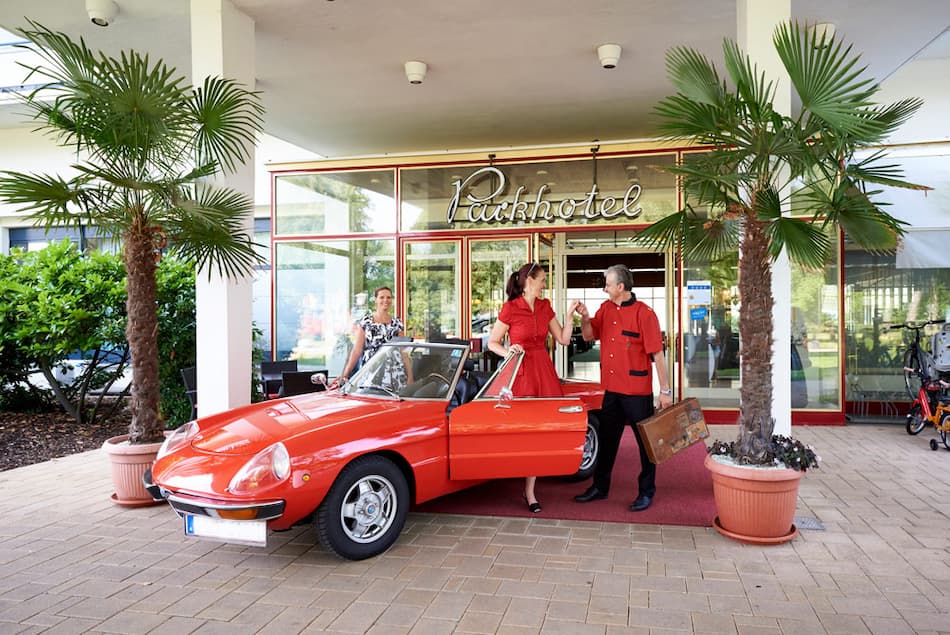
[{"left": 690, "top": 307, "right": 708, "bottom": 321}]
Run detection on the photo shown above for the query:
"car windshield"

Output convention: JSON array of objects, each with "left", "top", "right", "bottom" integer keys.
[{"left": 343, "top": 342, "right": 467, "bottom": 400}]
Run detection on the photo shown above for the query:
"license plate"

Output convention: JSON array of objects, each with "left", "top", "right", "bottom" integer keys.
[{"left": 184, "top": 514, "right": 267, "bottom": 547}]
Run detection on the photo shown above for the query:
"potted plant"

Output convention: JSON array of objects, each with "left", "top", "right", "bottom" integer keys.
[
  {"left": 0, "top": 22, "right": 263, "bottom": 505},
  {"left": 635, "top": 22, "right": 927, "bottom": 541}
]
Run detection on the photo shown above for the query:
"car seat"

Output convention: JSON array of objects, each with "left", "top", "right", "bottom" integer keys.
[{"left": 448, "top": 360, "right": 481, "bottom": 413}]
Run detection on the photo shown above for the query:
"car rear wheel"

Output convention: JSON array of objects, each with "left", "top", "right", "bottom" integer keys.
[
  {"left": 316, "top": 455, "right": 409, "bottom": 560},
  {"left": 562, "top": 413, "right": 599, "bottom": 482}
]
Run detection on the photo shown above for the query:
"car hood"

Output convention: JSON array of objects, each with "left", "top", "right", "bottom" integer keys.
[{"left": 191, "top": 393, "right": 399, "bottom": 456}]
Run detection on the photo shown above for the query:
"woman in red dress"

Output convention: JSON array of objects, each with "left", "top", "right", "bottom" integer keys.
[{"left": 487, "top": 262, "right": 577, "bottom": 513}]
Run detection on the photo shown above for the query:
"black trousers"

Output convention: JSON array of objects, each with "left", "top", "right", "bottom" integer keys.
[{"left": 592, "top": 391, "right": 656, "bottom": 498}]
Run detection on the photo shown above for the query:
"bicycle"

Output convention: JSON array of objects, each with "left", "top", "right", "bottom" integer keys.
[
  {"left": 888, "top": 319, "right": 947, "bottom": 401},
  {"left": 903, "top": 361, "right": 950, "bottom": 440}
]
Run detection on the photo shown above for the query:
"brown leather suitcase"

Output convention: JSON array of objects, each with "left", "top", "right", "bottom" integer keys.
[{"left": 637, "top": 397, "right": 709, "bottom": 464}]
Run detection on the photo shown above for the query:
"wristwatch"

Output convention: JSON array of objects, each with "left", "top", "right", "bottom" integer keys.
[{"left": 659, "top": 389, "right": 673, "bottom": 396}]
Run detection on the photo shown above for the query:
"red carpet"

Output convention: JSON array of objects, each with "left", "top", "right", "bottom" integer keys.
[{"left": 415, "top": 432, "right": 715, "bottom": 526}]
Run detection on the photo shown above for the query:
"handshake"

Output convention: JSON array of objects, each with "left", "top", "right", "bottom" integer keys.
[{"left": 568, "top": 299, "right": 590, "bottom": 319}]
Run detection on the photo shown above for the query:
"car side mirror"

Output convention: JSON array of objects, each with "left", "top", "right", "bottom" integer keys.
[
  {"left": 311, "top": 373, "right": 328, "bottom": 389},
  {"left": 495, "top": 386, "right": 513, "bottom": 409}
]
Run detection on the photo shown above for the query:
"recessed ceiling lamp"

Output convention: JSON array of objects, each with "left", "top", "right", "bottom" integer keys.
[
  {"left": 597, "top": 43, "right": 622, "bottom": 69},
  {"left": 86, "top": 0, "right": 118, "bottom": 27},
  {"left": 810, "top": 22, "right": 836, "bottom": 48},
  {"left": 404, "top": 61, "right": 427, "bottom": 84}
]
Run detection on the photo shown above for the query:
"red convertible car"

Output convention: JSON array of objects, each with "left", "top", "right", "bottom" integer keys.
[{"left": 145, "top": 340, "right": 603, "bottom": 560}]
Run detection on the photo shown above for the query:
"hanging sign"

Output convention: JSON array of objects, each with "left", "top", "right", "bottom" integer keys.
[
  {"left": 686, "top": 280, "right": 712, "bottom": 306},
  {"left": 446, "top": 166, "right": 642, "bottom": 225}
]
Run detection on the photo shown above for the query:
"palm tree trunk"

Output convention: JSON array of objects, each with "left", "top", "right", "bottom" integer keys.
[
  {"left": 736, "top": 211, "right": 775, "bottom": 461},
  {"left": 124, "top": 228, "right": 163, "bottom": 444}
]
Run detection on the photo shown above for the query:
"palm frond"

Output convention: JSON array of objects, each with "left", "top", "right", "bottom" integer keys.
[
  {"left": 846, "top": 151, "right": 931, "bottom": 191},
  {"left": 189, "top": 77, "right": 264, "bottom": 173},
  {"left": 654, "top": 95, "right": 730, "bottom": 140},
  {"left": 0, "top": 171, "right": 89, "bottom": 224},
  {"left": 722, "top": 38, "right": 775, "bottom": 124},
  {"left": 773, "top": 22, "right": 882, "bottom": 139},
  {"left": 630, "top": 207, "right": 739, "bottom": 262},
  {"left": 818, "top": 178, "right": 907, "bottom": 251},
  {"left": 764, "top": 217, "right": 832, "bottom": 269},
  {"left": 867, "top": 98, "right": 924, "bottom": 138},
  {"left": 162, "top": 186, "right": 263, "bottom": 278},
  {"left": 664, "top": 46, "right": 725, "bottom": 107}
]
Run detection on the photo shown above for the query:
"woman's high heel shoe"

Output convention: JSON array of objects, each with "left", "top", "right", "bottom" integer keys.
[{"left": 522, "top": 492, "right": 542, "bottom": 513}]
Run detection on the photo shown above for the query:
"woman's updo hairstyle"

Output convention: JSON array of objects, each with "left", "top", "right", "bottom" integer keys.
[{"left": 506, "top": 262, "right": 540, "bottom": 301}]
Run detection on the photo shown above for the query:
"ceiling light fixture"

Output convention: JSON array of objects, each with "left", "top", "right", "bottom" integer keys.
[
  {"left": 810, "top": 23, "right": 836, "bottom": 48},
  {"left": 86, "top": 0, "right": 118, "bottom": 27},
  {"left": 597, "top": 43, "right": 622, "bottom": 69},
  {"left": 404, "top": 61, "right": 427, "bottom": 84}
]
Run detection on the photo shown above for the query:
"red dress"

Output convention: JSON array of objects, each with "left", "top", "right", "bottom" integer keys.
[{"left": 498, "top": 297, "right": 563, "bottom": 398}]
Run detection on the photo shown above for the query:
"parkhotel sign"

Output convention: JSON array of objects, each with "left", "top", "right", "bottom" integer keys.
[{"left": 446, "top": 166, "right": 643, "bottom": 224}]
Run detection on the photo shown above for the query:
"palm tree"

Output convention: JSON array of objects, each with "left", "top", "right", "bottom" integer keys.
[
  {"left": 0, "top": 22, "right": 264, "bottom": 444},
  {"left": 635, "top": 22, "right": 928, "bottom": 464}
]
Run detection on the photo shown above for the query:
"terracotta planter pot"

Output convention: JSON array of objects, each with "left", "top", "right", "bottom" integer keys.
[
  {"left": 102, "top": 435, "right": 164, "bottom": 507},
  {"left": 705, "top": 453, "right": 803, "bottom": 545}
]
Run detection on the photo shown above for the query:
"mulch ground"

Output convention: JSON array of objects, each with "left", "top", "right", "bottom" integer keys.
[{"left": 0, "top": 410, "right": 131, "bottom": 472}]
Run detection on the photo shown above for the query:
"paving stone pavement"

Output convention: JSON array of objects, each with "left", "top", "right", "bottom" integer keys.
[{"left": 1, "top": 423, "right": 949, "bottom": 634}]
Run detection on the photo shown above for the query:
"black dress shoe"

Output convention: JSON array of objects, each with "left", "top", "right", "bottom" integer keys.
[
  {"left": 629, "top": 495, "right": 653, "bottom": 512},
  {"left": 574, "top": 486, "right": 608, "bottom": 503},
  {"left": 522, "top": 492, "right": 542, "bottom": 513}
]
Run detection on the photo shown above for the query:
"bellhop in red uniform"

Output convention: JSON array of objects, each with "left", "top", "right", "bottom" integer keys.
[{"left": 573, "top": 264, "right": 672, "bottom": 512}]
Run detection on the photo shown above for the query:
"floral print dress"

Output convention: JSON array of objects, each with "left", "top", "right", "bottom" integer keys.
[{"left": 358, "top": 314, "right": 407, "bottom": 389}]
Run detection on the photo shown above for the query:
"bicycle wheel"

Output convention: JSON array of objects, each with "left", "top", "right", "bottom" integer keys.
[
  {"left": 940, "top": 411, "right": 950, "bottom": 450},
  {"left": 903, "top": 348, "right": 923, "bottom": 399},
  {"left": 905, "top": 403, "right": 926, "bottom": 435}
]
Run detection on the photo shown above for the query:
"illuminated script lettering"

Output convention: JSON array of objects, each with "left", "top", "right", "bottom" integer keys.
[{"left": 445, "top": 167, "right": 642, "bottom": 224}]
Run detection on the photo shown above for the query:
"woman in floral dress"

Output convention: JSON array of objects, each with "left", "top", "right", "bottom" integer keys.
[{"left": 334, "top": 286, "right": 407, "bottom": 389}]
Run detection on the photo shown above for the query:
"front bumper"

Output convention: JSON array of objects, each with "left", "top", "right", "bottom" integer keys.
[{"left": 143, "top": 468, "right": 286, "bottom": 521}]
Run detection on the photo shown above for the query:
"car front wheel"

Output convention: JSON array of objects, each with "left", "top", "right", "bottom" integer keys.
[{"left": 316, "top": 455, "right": 409, "bottom": 560}]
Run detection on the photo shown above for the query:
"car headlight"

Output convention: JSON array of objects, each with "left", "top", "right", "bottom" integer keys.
[
  {"left": 228, "top": 443, "right": 291, "bottom": 494},
  {"left": 156, "top": 421, "right": 198, "bottom": 460}
]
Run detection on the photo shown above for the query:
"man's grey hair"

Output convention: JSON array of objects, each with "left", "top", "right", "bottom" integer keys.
[{"left": 605, "top": 264, "right": 634, "bottom": 290}]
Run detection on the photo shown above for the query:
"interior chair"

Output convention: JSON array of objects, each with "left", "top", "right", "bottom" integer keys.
[
  {"left": 260, "top": 359, "right": 297, "bottom": 398},
  {"left": 279, "top": 370, "right": 328, "bottom": 397},
  {"left": 180, "top": 366, "right": 198, "bottom": 420}
]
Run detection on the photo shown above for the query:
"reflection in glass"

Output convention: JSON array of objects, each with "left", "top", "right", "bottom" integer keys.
[
  {"left": 791, "top": 249, "right": 840, "bottom": 410},
  {"left": 348, "top": 341, "right": 466, "bottom": 400},
  {"left": 274, "top": 170, "right": 396, "bottom": 235},
  {"left": 274, "top": 240, "right": 395, "bottom": 374},
  {"left": 405, "top": 241, "right": 460, "bottom": 341},
  {"left": 844, "top": 245, "right": 948, "bottom": 416},
  {"left": 469, "top": 238, "right": 529, "bottom": 339},
  {"left": 682, "top": 252, "right": 739, "bottom": 408}
]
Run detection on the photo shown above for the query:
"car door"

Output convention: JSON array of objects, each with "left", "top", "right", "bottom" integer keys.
[{"left": 447, "top": 353, "right": 587, "bottom": 480}]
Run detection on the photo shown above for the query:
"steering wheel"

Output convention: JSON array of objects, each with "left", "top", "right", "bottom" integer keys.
[{"left": 426, "top": 372, "right": 452, "bottom": 386}]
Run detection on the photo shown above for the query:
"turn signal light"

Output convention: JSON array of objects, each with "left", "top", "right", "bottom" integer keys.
[{"left": 217, "top": 508, "right": 259, "bottom": 520}]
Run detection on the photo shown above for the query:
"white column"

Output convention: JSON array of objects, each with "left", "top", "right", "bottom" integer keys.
[
  {"left": 737, "top": 0, "right": 792, "bottom": 435},
  {"left": 190, "top": 0, "right": 256, "bottom": 416}
]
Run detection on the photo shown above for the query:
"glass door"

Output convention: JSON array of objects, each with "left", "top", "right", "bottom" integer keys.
[
  {"left": 468, "top": 237, "right": 530, "bottom": 337},
  {"left": 403, "top": 239, "right": 461, "bottom": 341}
]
